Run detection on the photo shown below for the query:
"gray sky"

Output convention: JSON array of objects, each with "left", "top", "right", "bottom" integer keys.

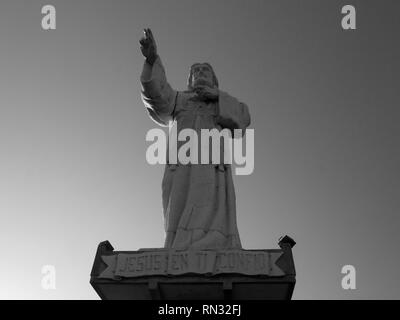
[{"left": 0, "top": 0, "right": 399, "bottom": 299}]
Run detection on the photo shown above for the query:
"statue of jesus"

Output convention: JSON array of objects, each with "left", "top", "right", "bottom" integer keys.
[{"left": 140, "top": 28, "right": 250, "bottom": 250}]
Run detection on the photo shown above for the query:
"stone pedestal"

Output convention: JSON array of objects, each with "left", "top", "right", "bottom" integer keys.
[{"left": 90, "top": 236, "right": 296, "bottom": 300}]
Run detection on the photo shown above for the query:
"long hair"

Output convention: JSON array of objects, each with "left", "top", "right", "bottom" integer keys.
[{"left": 187, "top": 63, "right": 219, "bottom": 91}]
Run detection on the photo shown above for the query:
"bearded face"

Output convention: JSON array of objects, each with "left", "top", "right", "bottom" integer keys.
[{"left": 189, "top": 63, "right": 218, "bottom": 89}]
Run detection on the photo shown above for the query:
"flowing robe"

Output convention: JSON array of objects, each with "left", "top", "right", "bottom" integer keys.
[{"left": 141, "top": 56, "right": 250, "bottom": 249}]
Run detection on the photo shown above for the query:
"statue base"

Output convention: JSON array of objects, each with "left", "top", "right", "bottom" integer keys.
[{"left": 90, "top": 236, "right": 296, "bottom": 300}]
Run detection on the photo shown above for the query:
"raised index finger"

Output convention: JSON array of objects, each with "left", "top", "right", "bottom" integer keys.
[{"left": 146, "top": 28, "right": 155, "bottom": 43}]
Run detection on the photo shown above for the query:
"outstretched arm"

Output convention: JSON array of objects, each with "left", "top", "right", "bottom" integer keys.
[{"left": 139, "top": 29, "right": 177, "bottom": 126}]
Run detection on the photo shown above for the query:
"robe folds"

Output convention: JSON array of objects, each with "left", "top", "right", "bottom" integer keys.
[{"left": 141, "top": 56, "right": 250, "bottom": 249}]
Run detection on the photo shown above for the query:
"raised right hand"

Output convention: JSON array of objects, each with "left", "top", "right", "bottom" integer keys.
[{"left": 139, "top": 28, "right": 158, "bottom": 65}]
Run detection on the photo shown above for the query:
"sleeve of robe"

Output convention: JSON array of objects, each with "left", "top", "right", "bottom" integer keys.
[
  {"left": 140, "top": 56, "right": 178, "bottom": 126},
  {"left": 216, "top": 90, "right": 251, "bottom": 136}
]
